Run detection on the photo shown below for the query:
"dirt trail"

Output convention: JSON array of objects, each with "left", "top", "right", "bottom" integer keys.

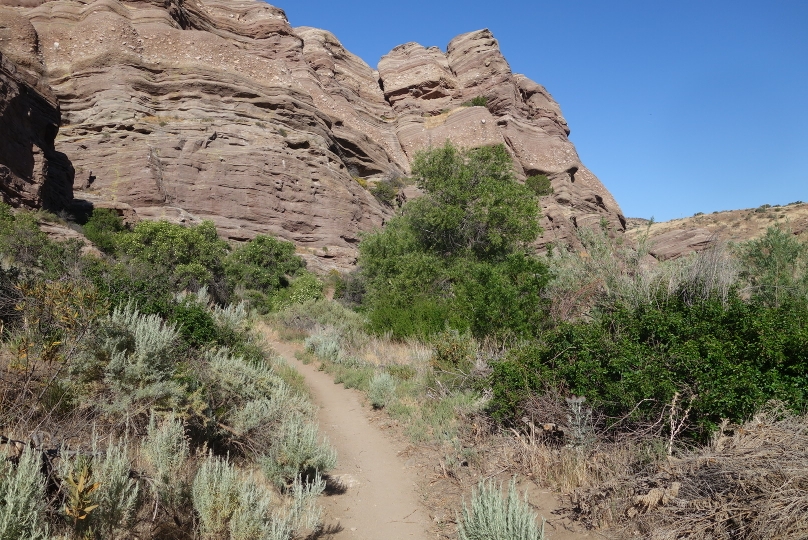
[{"left": 265, "top": 333, "right": 433, "bottom": 540}]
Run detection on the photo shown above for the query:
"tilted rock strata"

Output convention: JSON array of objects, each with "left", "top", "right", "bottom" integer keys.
[
  {"left": 0, "top": 46, "right": 73, "bottom": 209},
  {"left": 0, "top": 0, "right": 624, "bottom": 267},
  {"left": 377, "top": 28, "right": 625, "bottom": 250}
]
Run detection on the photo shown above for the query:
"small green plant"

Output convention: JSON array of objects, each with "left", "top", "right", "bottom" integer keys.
[
  {"left": 192, "top": 455, "right": 240, "bottom": 539},
  {"left": 0, "top": 449, "right": 49, "bottom": 540},
  {"left": 368, "top": 372, "right": 396, "bottom": 409},
  {"left": 62, "top": 456, "right": 100, "bottom": 532},
  {"left": 525, "top": 174, "right": 553, "bottom": 197},
  {"left": 458, "top": 478, "right": 545, "bottom": 540},
  {"left": 462, "top": 96, "right": 488, "bottom": 108},
  {"left": 370, "top": 181, "right": 397, "bottom": 206},
  {"left": 278, "top": 128, "right": 288, "bottom": 137},
  {"left": 261, "top": 417, "right": 336, "bottom": 488}
]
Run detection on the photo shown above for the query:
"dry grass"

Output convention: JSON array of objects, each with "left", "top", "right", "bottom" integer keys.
[
  {"left": 627, "top": 202, "right": 808, "bottom": 248},
  {"left": 505, "top": 403, "right": 808, "bottom": 539}
]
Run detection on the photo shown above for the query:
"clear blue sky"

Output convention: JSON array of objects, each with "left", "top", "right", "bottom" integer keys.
[{"left": 279, "top": 1, "right": 808, "bottom": 221}]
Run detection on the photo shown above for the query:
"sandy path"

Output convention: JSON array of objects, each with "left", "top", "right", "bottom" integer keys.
[{"left": 266, "top": 335, "right": 433, "bottom": 540}]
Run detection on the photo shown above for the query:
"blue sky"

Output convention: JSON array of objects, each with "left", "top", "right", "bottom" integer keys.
[{"left": 280, "top": 1, "right": 808, "bottom": 221}]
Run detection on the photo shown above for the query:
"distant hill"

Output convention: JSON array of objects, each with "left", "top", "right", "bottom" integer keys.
[{"left": 626, "top": 201, "right": 808, "bottom": 260}]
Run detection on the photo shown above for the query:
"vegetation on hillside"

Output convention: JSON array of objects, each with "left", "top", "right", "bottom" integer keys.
[
  {"left": 296, "top": 142, "right": 808, "bottom": 538},
  {"left": 0, "top": 206, "right": 331, "bottom": 539},
  {"left": 3, "top": 139, "right": 807, "bottom": 539}
]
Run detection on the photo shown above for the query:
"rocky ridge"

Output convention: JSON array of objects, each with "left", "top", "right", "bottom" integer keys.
[
  {"left": 0, "top": 0, "right": 625, "bottom": 268},
  {"left": 626, "top": 202, "right": 808, "bottom": 260}
]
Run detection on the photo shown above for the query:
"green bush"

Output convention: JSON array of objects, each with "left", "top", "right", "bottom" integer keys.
[
  {"left": 490, "top": 294, "right": 808, "bottom": 435},
  {"left": 83, "top": 208, "right": 125, "bottom": 254},
  {"left": 740, "top": 226, "right": 808, "bottom": 307},
  {"left": 458, "top": 478, "right": 545, "bottom": 540},
  {"left": 225, "top": 235, "right": 304, "bottom": 293},
  {"left": 115, "top": 220, "right": 229, "bottom": 297},
  {"left": 462, "top": 96, "right": 488, "bottom": 108},
  {"left": 368, "top": 372, "right": 396, "bottom": 409},
  {"left": 370, "top": 181, "right": 398, "bottom": 206},
  {"left": 358, "top": 143, "right": 548, "bottom": 340},
  {"left": 525, "top": 174, "right": 553, "bottom": 197}
]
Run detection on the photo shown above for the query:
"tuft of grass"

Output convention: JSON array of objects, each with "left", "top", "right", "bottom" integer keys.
[
  {"left": 368, "top": 372, "right": 396, "bottom": 409},
  {"left": 458, "top": 478, "right": 545, "bottom": 540}
]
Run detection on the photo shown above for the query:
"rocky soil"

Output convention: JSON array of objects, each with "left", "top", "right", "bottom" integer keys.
[
  {"left": 626, "top": 202, "right": 808, "bottom": 260},
  {"left": 0, "top": 0, "right": 626, "bottom": 268}
]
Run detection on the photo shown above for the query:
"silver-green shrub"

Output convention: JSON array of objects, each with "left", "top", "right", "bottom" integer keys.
[
  {"left": 229, "top": 477, "right": 290, "bottom": 540},
  {"left": 285, "top": 473, "right": 325, "bottom": 532},
  {"left": 101, "top": 303, "right": 183, "bottom": 414},
  {"left": 204, "top": 349, "right": 313, "bottom": 453},
  {"left": 192, "top": 455, "right": 240, "bottom": 539},
  {"left": 140, "top": 414, "right": 190, "bottom": 511},
  {"left": 57, "top": 438, "right": 140, "bottom": 538},
  {"left": 93, "top": 440, "right": 140, "bottom": 538},
  {"left": 261, "top": 416, "right": 336, "bottom": 488},
  {"left": 458, "top": 478, "right": 545, "bottom": 540},
  {"left": 211, "top": 301, "right": 249, "bottom": 330},
  {"left": 0, "top": 448, "right": 49, "bottom": 540},
  {"left": 368, "top": 372, "right": 396, "bottom": 409},
  {"left": 304, "top": 331, "right": 344, "bottom": 363}
]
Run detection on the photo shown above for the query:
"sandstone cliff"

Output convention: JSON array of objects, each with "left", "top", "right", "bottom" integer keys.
[
  {"left": 0, "top": 0, "right": 625, "bottom": 268},
  {"left": 0, "top": 6, "right": 73, "bottom": 210}
]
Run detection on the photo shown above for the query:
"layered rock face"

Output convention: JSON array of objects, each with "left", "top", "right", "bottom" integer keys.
[
  {"left": 0, "top": 7, "right": 73, "bottom": 209},
  {"left": 376, "top": 30, "right": 625, "bottom": 249},
  {"left": 0, "top": 0, "right": 624, "bottom": 267}
]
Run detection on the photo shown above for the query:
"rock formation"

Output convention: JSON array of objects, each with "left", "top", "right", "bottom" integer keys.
[
  {"left": 626, "top": 203, "right": 808, "bottom": 260},
  {"left": 0, "top": 0, "right": 625, "bottom": 268},
  {"left": 0, "top": 6, "right": 73, "bottom": 210}
]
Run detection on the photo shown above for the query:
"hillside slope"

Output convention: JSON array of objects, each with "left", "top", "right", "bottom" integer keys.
[{"left": 627, "top": 201, "right": 808, "bottom": 260}]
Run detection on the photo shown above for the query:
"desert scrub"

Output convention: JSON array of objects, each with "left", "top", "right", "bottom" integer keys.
[
  {"left": 261, "top": 416, "right": 336, "bottom": 488},
  {"left": 56, "top": 438, "right": 140, "bottom": 538},
  {"left": 192, "top": 455, "right": 240, "bottom": 539},
  {"left": 368, "top": 372, "right": 396, "bottom": 409},
  {"left": 98, "top": 302, "right": 185, "bottom": 416},
  {"left": 140, "top": 414, "right": 190, "bottom": 514},
  {"left": 0, "top": 448, "right": 49, "bottom": 540},
  {"left": 458, "top": 478, "right": 545, "bottom": 540}
]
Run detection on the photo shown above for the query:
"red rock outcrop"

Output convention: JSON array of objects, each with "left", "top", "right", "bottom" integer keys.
[
  {"left": 0, "top": 1, "right": 625, "bottom": 268},
  {"left": 0, "top": 6, "right": 73, "bottom": 209}
]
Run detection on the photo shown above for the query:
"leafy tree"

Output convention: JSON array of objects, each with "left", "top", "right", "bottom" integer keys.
[
  {"left": 115, "top": 220, "right": 230, "bottom": 295},
  {"left": 224, "top": 235, "right": 304, "bottom": 293},
  {"left": 83, "top": 208, "right": 125, "bottom": 254},
  {"left": 359, "top": 143, "right": 548, "bottom": 339},
  {"left": 740, "top": 226, "right": 808, "bottom": 307},
  {"left": 406, "top": 143, "right": 539, "bottom": 260}
]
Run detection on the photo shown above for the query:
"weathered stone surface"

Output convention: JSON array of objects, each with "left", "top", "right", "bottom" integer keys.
[
  {"left": 627, "top": 203, "right": 808, "bottom": 260},
  {"left": 1, "top": 2, "right": 625, "bottom": 267},
  {"left": 378, "top": 28, "right": 625, "bottom": 251},
  {"left": 647, "top": 228, "right": 715, "bottom": 261},
  {"left": 0, "top": 28, "right": 73, "bottom": 210}
]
